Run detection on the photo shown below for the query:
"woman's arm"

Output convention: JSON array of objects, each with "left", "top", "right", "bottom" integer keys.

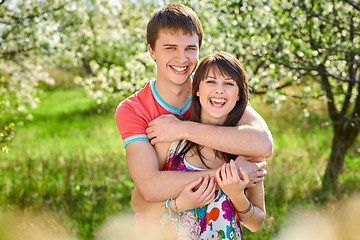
[
  {"left": 239, "top": 181, "right": 266, "bottom": 232},
  {"left": 215, "top": 160, "right": 266, "bottom": 232}
]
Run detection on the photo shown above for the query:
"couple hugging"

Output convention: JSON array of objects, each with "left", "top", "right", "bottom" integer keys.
[{"left": 115, "top": 3, "right": 273, "bottom": 240}]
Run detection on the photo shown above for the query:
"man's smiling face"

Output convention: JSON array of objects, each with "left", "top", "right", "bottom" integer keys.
[{"left": 148, "top": 29, "right": 199, "bottom": 87}]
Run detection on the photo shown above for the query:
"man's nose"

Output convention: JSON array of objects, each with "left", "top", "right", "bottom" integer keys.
[{"left": 176, "top": 49, "right": 188, "bottom": 62}]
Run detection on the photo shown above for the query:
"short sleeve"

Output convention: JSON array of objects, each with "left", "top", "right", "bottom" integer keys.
[{"left": 115, "top": 101, "right": 150, "bottom": 148}]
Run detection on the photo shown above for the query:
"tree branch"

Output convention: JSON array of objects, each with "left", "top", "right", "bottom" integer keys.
[
  {"left": 319, "top": 63, "right": 340, "bottom": 123},
  {"left": 298, "top": 1, "right": 360, "bottom": 36},
  {"left": 343, "top": 0, "right": 360, "bottom": 11},
  {"left": 342, "top": 17, "right": 357, "bottom": 115}
]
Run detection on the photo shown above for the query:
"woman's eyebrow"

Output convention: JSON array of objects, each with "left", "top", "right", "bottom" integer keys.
[{"left": 206, "top": 75, "right": 216, "bottom": 79}]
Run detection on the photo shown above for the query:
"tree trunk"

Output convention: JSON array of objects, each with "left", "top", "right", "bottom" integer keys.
[{"left": 323, "top": 122, "right": 359, "bottom": 190}]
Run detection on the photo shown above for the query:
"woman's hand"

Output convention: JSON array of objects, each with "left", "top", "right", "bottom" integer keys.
[
  {"left": 215, "top": 160, "right": 249, "bottom": 200},
  {"left": 175, "top": 175, "right": 216, "bottom": 212}
]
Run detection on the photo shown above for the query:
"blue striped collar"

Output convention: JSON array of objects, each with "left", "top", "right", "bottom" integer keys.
[{"left": 150, "top": 79, "right": 191, "bottom": 119}]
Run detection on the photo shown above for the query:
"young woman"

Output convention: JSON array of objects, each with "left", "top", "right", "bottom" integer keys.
[{"left": 132, "top": 52, "right": 266, "bottom": 240}]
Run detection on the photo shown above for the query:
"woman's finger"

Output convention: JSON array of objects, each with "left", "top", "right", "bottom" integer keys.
[
  {"left": 215, "top": 167, "right": 222, "bottom": 184},
  {"left": 202, "top": 184, "right": 216, "bottom": 205},
  {"left": 221, "top": 163, "right": 227, "bottom": 181},
  {"left": 239, "top": 167, "right": 249, "bottom": 184},
  {"left": 230, "top": 160, "right": 238, "bottom": 180},
  {"left": 225, "top": 162, "right": 233, "bottom": 179},
  {"left": 185, "top": 177, "right": 203, "bottom": 191},
  {"left": 194, "top": 175, "right": 209, "bottom": 194},
  {"left": 201, "top": 177, "right": 215, "bottom": 198}
]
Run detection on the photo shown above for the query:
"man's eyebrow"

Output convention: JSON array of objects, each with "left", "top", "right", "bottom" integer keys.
[{"left": 162, "top": 44, "right": 198, "bottom": 48}]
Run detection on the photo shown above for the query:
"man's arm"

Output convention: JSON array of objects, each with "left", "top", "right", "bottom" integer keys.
[
  {"left": 147, "top": 105, "right": 273, "bottom": 157},
  {"left": 126, "top": 140, "right": 217, "bottom": 202},
  {"left": 131, "top": 176, "right": 216, "bottom": 213}
]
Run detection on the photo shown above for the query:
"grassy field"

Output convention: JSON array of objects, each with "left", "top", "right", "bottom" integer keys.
[{"left": 1, "top": 88, "right": 359, "bottom": 239}]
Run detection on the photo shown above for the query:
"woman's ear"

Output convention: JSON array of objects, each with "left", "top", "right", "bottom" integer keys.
[
  {"left": 196, "top": 91, "right": 200, "bottom": 97},
  {"left": 148, "top": 44, "right": 156, "bottom": 60}
]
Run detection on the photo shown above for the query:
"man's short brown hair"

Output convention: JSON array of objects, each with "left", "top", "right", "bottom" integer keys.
[{"left": 146, "top": 3, "right": 203, "bottom": 50}]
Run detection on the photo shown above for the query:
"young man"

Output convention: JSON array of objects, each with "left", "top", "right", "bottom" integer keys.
[{"left": 115, "top": 3, "right": 272, "bottom": 203}]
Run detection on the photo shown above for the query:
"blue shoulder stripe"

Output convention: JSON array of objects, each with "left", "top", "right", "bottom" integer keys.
[{"left": 124, "top": 134, "right": 149, "bottom": 148}]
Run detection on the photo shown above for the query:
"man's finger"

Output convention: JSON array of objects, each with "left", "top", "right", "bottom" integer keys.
[
  {"left": 253, "top": 177, "right": 264, "bottom": 183},
  {"left": 256, "top": 161, "right": 267, "bottom": 170},
  {"left": 148, "top": 120, "right": 155, "bottom": 127},
  {"left": 147, "top": 131, "right": 154, "bottom": 139},
  {"left": 247, "top": 182, "right": 257, "bottom": 188},
  {"left": 257, "top": 170, "right": 267, "bottom": 177},
  {"left": 150, "top": 138, "right": 158, "bottom": 145}
]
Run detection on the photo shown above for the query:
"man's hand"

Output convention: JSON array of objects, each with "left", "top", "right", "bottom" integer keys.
[
  {"left": 235, "top": 156, "right": 267, "bottom": 188},
  {"left": 146, "top": 114, "right": 183, "bottom": 144}
]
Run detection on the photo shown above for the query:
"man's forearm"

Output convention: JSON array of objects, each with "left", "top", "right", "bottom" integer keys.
[
  {"left": 132, "top": 167, "right": 217, "bottom": 202},
  {"left": 180, "top": 121, "right": 273, "bottom": 158}
]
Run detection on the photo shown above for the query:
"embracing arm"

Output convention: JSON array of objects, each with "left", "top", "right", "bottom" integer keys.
[
  {"left": 126, "top": 140, "right": 217, "bottom": 202},
  {"left": 147, "top": 105, "right": 273, "bottom": 158},
  {"left": 131, "top": 175, "right": 216, "bottom": 214}
]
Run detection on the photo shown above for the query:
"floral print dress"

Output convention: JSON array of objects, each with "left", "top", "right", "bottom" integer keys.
[{"left": 164, "top": 141, "right": 243, "bottom": 240}]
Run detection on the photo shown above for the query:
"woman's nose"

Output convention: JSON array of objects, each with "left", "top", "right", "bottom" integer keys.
[{"left": 216, "top": 85, "right": 224, "bottom": 94}]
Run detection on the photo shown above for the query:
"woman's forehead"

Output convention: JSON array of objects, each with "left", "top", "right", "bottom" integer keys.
[{"left": 206, "top": 66, "right": 231, "bottom": 78}]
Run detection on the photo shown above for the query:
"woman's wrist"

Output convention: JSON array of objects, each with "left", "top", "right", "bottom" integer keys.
[{"left": 228, "top": 189, "right": 247, "bottom": 203}]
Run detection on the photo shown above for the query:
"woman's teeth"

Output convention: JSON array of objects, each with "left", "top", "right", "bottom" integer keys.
[{"left": 210, "top": 98, "right": 226, "bottom": 106}]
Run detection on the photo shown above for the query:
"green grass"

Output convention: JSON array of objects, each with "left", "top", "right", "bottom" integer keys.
[
  {"left": 0, "top": 88, "right": 359, "bottom": 240},
  {"left": 0, "top": 88, "right": 132, "bottom": 239}
]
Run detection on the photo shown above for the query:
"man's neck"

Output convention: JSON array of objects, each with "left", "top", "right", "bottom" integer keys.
[{"left": 154, "top": 78, "right": 191, "bottom": 109}]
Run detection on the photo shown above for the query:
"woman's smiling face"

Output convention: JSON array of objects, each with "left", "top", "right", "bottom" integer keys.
[{"left": 197, "top": 68, "right": 239, "bottom": 125}]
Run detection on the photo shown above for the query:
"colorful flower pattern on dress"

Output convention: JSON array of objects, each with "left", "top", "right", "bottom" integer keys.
[{"left": 162, "top": 141, "right": 244, "bottom": 240}]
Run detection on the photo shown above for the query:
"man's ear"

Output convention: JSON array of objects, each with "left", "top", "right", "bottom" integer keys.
[{"left": 148, "top": 44, "right": 156, "bottom": 60}]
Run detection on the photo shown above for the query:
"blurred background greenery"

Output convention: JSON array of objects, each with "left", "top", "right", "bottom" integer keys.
[{"left": 0, "top": 0, "right": 359, "bottom": 239}]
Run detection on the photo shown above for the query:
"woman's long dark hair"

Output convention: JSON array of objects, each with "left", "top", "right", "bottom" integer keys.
[{"left": 175, "top": 52, "right": 249, "bottom": 168}]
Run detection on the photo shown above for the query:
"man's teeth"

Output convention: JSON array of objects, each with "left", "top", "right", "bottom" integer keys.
[{"left": 171, "top": 66, "right": 187, "bottom": 71}]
